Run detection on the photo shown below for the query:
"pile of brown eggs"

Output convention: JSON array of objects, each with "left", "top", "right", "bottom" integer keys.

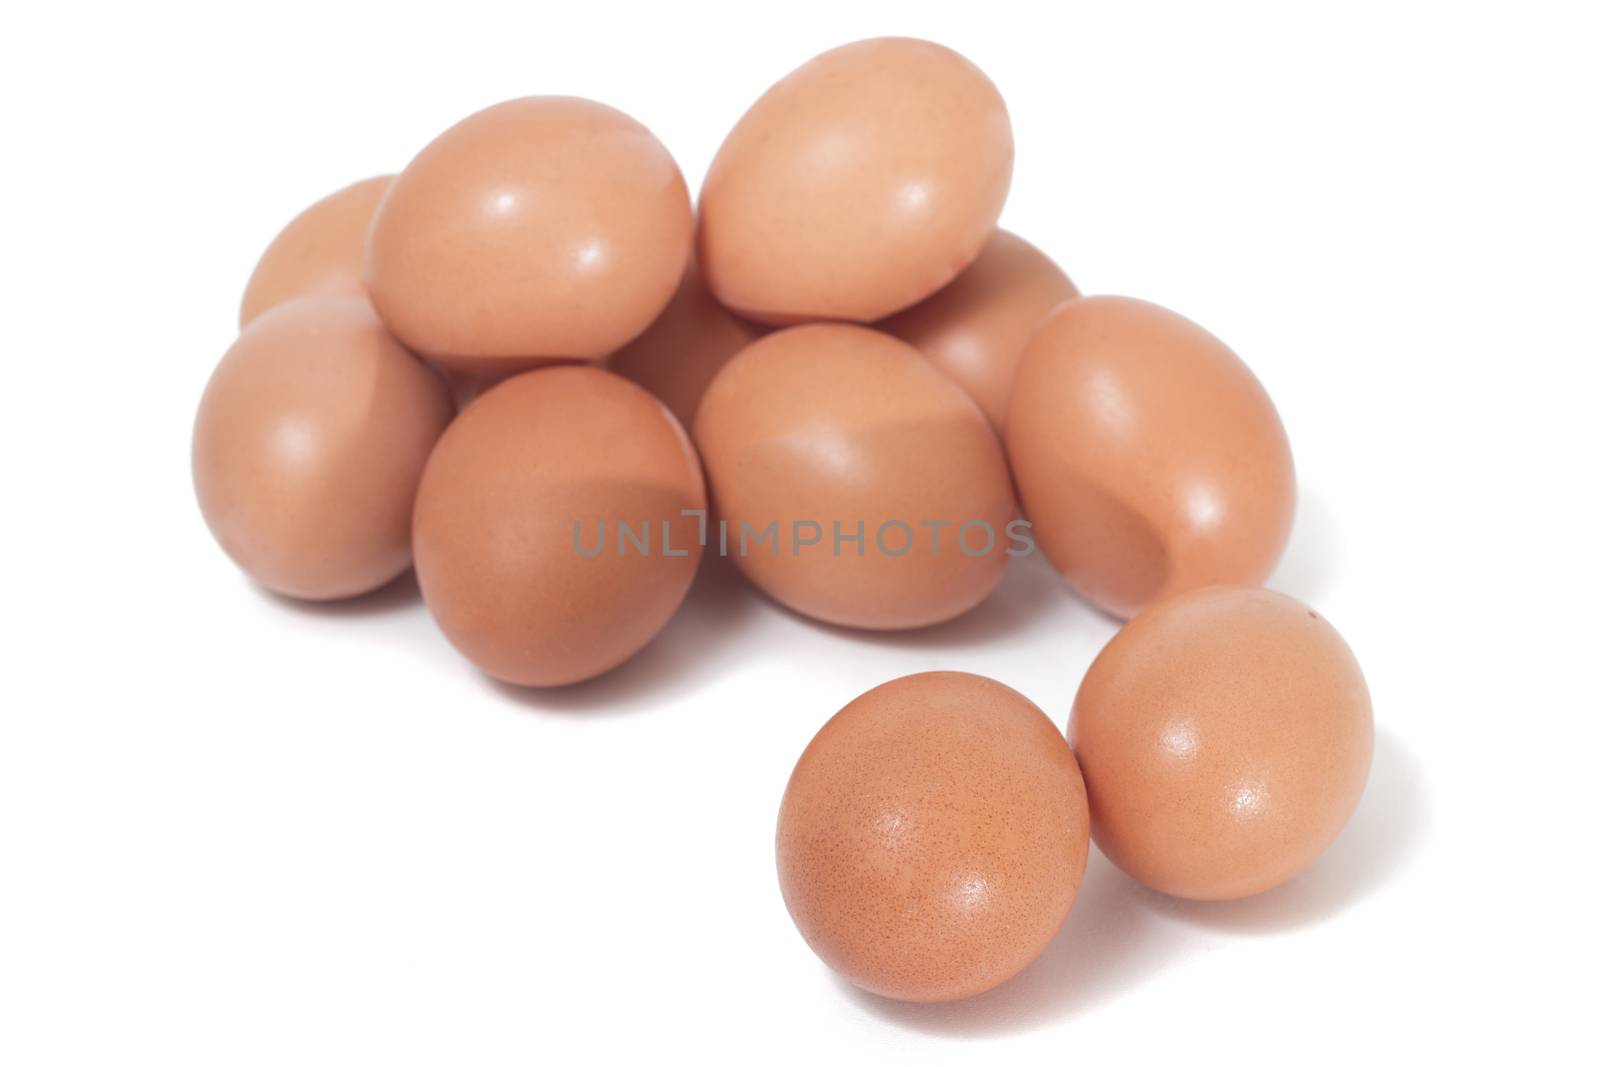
[{"left": 194, "top": 37, "right": 1374, "bottom": 1005}]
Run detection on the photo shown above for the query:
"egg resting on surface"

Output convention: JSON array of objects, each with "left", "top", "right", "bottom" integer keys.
[
  {"left": 778, "top": 671, "right": 1091, "bottom": 1002},
  {"left": 1069, "top": 586, "right": 1374, "bottom": 901}
]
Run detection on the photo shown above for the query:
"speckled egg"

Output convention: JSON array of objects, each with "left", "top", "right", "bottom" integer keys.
[{"left": 777, "top": 671, "right": 1090, "bottom": 1002}]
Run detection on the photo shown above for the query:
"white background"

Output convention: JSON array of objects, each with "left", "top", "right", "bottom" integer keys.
[{"left": 3, "top": 1, "right": 1597, "bottom": 1062}]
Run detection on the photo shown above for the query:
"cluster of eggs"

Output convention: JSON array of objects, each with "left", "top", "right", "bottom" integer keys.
[{"left": 193, "top": 37, "right": 1374, "bottom": 1005}]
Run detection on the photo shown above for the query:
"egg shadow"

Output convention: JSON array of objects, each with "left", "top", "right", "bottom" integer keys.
[
  {"left": 840, "top": 849, "right": 1182, "bottom": 1036},
  {"left": 1143, "top": 725, "right": 1428, "bottom": 934},
  {"left": 1270, "top": 485, "right": 1341, "bottom": 605},
  {"left": 254, "top": 568, "right": 424, "bottom": 619},
  {"left": 484, "top": 552, "right": 760, "bottom": 715}
]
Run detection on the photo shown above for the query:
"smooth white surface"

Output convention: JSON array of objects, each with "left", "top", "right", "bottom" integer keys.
[{"left": 3, "top": 2, "right": 1596, "bottom": 1062}]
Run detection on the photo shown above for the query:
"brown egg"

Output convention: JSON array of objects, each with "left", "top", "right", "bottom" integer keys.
[
  {"left": 607, "top": 256, "right": 768, "bottom": 427},
  {"left": 878, "top": 229, "right": 1078, "bottom": 432},
  {"left": 366, "top": 97, "right": 693, "bottom": 375},
  {"left": 692, "top": 324, "right": 1015, "bottom": 630},
  {"left": 1006, "top": 295, "right": 1295, "bottom": 618},
  {"left": 1069, "top": 586, "right": 1373, "bottom": 901},
  {"left": 238, "top": 176, "right": 392, "bottom": 327},
  {"left": 699, "top": 37, "right": 1012, "bottom": 325},
  {"left": 193, "top": 295, "right": 454, "bottom": 600},
  {"left": 413, "top": 366, "right": 704, "bottom": 687},
  {"left": 777, "top": 671, "right": 1090, "bottom": 1002}
]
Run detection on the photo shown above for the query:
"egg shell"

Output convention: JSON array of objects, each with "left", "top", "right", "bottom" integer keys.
[
  {"left": 879, "top": 229, "right": 1078, "bottom": 432},
  {"left": 777, "top": 671, "right": 1090, "bottom": 1003},
  {"left": 239, "top": 176, "right": 392, "bottom": 328},
  {"left": 192, "top": 295, "right": 454, "bottom": 600},
  {"left": 1069, "top": 586, "right": 1374, "bottom": 901},
  {"left": 412, "top": 366, "right": 705, "bottom": 687},
  {"left": 1006, "top": 295, "right": 1296, "bottom": 618},
  {"left": 366, "top": 97, "right": 693, "bottom": 374},
  {"left": 607, "top": 255, "right": 768, "bottom": 428},
  {"left": 692, "top": 324, "right": 1014, "bottom": 630},
  {"left": 698, "top": 37, "right": 1012, "bottom": 324}
]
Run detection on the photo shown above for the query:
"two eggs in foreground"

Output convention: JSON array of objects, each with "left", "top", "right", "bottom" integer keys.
[{"left": 194, "top": 37, "right": 1374, "bottom": 1004}]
